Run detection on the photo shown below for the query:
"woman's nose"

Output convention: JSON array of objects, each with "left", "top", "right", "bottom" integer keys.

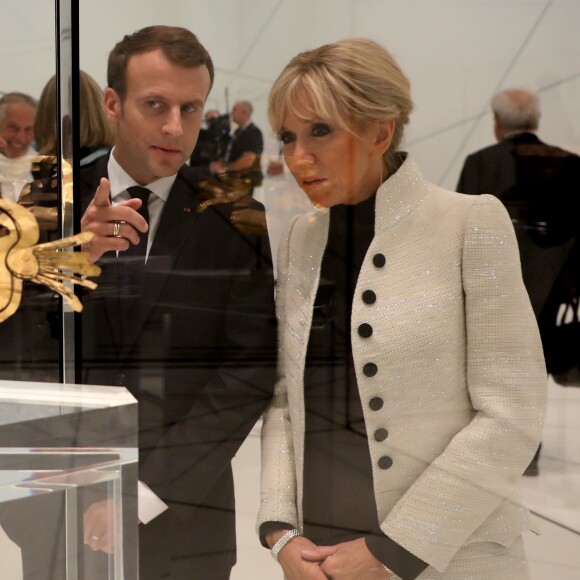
[{"left": 290, "top": 139, "right": 315, "bottom": 165}]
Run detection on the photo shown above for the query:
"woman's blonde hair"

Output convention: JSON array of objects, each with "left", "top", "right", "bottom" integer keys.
[
  {"left": 79, "top": 71, "right": 115, "bottom": 149},
  {"left": 268, "top": 38, "right": 413, "bottom": 173},
  {"left": 33, "top": 76, "right": 58, "bottom": 155},
  {"left": 34, "top": 71, "right": 115, "bottom": 155}
]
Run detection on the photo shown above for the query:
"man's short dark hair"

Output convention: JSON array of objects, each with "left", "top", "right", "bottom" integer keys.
[{"left": 107, "top": 25, "right": 215, "bottom": 101}]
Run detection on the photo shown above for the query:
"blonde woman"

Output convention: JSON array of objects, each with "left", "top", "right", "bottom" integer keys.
[{"left": 258, "top": 38, "right": 546, "bottom": 579}]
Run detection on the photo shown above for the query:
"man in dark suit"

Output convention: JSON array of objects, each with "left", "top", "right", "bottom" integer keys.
[
  {"left": 79, "top": 26, "right": 276, "bottom": 579},
  {"left": 457, "top": 87, "right": 580, "bottom": 476},
  {"left": 211, "top": 100, "right": 264, "bottom": 191}
]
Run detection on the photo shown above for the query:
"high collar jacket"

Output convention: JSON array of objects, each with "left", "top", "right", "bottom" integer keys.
[{"left": 258, "top": 156, "right": 546, "bottom": 577}]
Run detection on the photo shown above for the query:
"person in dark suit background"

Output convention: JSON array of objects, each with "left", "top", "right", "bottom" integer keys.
[
  {"left": 457, "top": 87, "right": 580, "bottom": 475},
  {"left": 210, "top": 100, "right": 264, "bottom": 191},
  {"left": 188, "top": 108, "right": 231, "bottom": 172},
  {"left": 78, "top": 25, "right": 276, "bottom": 579}
]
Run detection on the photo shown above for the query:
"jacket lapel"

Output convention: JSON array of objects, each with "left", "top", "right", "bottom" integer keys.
[
  {"left": 125, "top": 169, "right": 201, "bottom": 346},
  {"left": 285, "top": 210, "right": 329, "bottom": 390},
  {"left": 81, "top": 157, "right": 128, "bottom": 352}
]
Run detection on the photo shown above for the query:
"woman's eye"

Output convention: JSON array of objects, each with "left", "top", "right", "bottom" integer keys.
[
  {"left": 279, "top": 131, "right": 296, "bottom": 145},
  {"left": 311, "top": 123, "right": 331, "bottom": 137}
]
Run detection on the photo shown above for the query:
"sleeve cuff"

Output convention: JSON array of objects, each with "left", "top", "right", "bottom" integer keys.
[
  {"left": 138, "top": 480, "right": 169, "bottom": 524},
  {"left": 365, "top": 534, "right": 429, "bottom": 580},
  {"left": 258, "top": 521, "right": 294, "bottom": 548}
]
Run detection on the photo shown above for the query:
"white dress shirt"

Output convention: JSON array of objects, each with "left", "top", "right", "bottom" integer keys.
[
  {"left": 107, "top": 149, "right": 176, "bottom": 260},
  {"left": 0, "top": 147, "right": 36, "bottom": 202},
  {"left": 107, "top": 150, "right": 179, "bottom": 523}
]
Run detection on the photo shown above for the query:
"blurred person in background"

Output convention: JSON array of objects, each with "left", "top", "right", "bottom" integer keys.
[
  {"left": 457, "top": 88, "right": 580, "bottom": 475},
  {"left": 210, "top": 99, "right": 263, "bottom": 192},
  {"left": 0, "top": 92, "right": 37, "bottom": 202}
]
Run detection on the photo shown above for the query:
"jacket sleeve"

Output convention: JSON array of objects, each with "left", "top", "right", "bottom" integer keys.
[
  {"left": 256, "top": 217, "right": 300, "bottom": 532},
  {"left": 380, "top": 194, "right": 547, "bottom": 571}
]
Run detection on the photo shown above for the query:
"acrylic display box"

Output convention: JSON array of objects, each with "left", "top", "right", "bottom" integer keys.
[{"left": 0, "top": 380, "right": 138, "bottom": 580}]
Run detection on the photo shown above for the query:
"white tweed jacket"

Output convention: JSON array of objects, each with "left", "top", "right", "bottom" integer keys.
[{"left": 258, "top": 156, "right": 546, "bottom": 577}]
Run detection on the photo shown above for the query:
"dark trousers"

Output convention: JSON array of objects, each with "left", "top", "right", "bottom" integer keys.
[{"left": 139, "top": 509, "right": 234, "bottom": 579}]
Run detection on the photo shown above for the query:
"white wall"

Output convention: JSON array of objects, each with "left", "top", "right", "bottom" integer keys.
[
  {"left": 4, "top": 1, "right": 577, "bottom": 189},
  {"left": 0, "top": 2, "right": 56, "bottom": 99},
  {"left": 74, "top": 0, "right": 580, "bottom": 190}
]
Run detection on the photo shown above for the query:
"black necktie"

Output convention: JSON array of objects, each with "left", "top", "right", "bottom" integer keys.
[
  {"left": 124, "top": 186, "right": 151, "bottom": 260},
  {"left": 119, "top": 186, "right": 151, "bottom": 329}
]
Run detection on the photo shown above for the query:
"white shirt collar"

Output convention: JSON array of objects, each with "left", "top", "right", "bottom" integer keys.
[{"left": 107, "top": 147, "right": 177, "bottom": 202}]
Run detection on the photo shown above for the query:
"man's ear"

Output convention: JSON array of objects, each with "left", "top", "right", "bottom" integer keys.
[
  {"left": 493, "top": 113, "right": 505, "bottom": 142},
  {"left": 103, "top": 88, "right": 121, "bottom": 124},
  {"left": 374, "top": 119, "right": 396, "bottom": 156}
]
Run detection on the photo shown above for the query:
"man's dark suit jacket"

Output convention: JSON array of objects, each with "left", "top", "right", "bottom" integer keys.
[
  {"left": 457, "top": 131, "right": 580, "bottom": 337},
  {"left": 79, "top": 156, "right": 276, "bottom": 577},
  {"left": 225, "top": 122, "right": 264, "bottom": 187}
]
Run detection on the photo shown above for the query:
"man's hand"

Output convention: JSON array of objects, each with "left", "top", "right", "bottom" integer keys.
[
  {"left": 302, "top": 537, "right": 392, "bottom": 579},
  {"left": 83, "top": 500, "right": 115, "bottom": 554},
  {"left": 266, "top": 530, "right": 329, "bottom": 580},
  {"left": 80, "top": 177, "right": 148, "bottom": 263}
]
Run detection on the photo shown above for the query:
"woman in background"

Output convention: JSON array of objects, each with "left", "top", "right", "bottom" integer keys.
[
  {"left": 19, "top": 70, "right": 114, "bottom": 232},
  {"left": 258, "top": 38, "right": 546, "bottom": 579},
  {"left": 33, "top": 70, "right": 114, "bottom": 165}
]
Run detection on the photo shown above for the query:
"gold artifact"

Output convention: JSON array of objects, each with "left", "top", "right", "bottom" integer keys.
[
  {"left": 197, "top": 173, "right": 267, "bottom": 236},
  {"left": 0, "top": 198, "right": 101, "bottom": 323}
]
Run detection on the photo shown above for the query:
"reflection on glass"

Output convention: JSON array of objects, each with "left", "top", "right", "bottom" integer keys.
[{"left": 0, "top": 1, "right": 60, "bottom": 385}]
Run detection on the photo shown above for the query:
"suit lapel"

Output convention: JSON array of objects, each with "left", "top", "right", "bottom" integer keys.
[
  {"left": 81, "top": 157, "right": 128, "bottom": 352},
  {"left": 285, "top": 210, "right": 330, "bottom": 382},
  {"left": 126, "top": 169, "right": 201, "bottom": 346}
]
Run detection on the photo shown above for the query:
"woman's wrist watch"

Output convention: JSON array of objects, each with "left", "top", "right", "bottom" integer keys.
[{"left": 270, "top": 529, "right": 301, "bottom": 561}]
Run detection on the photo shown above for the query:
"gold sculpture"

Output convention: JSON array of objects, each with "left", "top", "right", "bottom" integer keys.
[
  {"left": 197, "top": 173, "right": 268, "bottom": 236},
  {"left": 0, "top": 198, "right": 100, "bottom": 323}
]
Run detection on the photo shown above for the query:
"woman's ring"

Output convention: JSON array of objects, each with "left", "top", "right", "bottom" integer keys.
[{"left": 112, "top": 221, "right": 121, "bottom": 237}]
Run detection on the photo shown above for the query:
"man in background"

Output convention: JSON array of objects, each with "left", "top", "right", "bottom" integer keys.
[
  {"left": 79, "top": 25, "right": 276, "bottom": 578},
  {"left": 211, "top": 99, "right": 263, "bottom": 191},
  {"left": 457, "top": 88, "right": 580, "bottom": 475},
  {"left": 189, "top": 108, "right": 230, "bottom": 170},
  {"left": 0, "top": 92, "right": 37, "bottom": 202}
]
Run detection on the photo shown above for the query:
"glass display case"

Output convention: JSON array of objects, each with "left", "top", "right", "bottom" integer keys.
[{"left": 0, "top": 380, "right": 137, "bottom": 580}]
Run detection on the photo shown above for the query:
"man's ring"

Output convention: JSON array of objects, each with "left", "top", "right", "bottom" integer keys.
[
  {"left": 91, "top": 535, "right": 100, "bottom": 541},
  {"left": 112, "top": 221, "right": 121, "bottom": 237}
]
